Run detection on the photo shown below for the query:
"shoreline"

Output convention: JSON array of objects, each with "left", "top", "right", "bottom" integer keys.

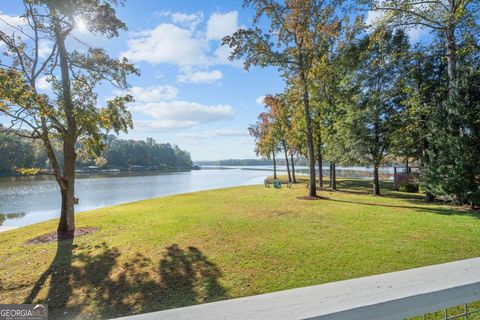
[
  {"left": 0, "top": 177, "right": 394, "bottom": 230},
  {"left": 0, "top": 226, "right": 19, "bottom": 233},
  {"left": 0, "top": 167, "right": 193, "bottom": 178}
]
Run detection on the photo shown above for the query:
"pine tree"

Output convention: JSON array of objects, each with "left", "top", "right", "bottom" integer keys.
[{"left": 423, "top": 68, "right": 480, "bottom": 209}]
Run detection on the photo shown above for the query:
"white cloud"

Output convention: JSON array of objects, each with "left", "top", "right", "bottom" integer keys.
[
  {"left": 365, "top": 10, "right": 383, "bottom": 28},
  {"left": 0, "top": 11, "right": 27, "bottom": 37},
  {"left": 131, "top": 100, "right": 234, "bottom": 131},
  {"left": 38, "top": 40, "right": 53, "bottom": 58},
  {"left": 121, "top": 23, "right": 209, "bottom": 66},
  {"left": 129, "top": 85, "right": 178, "bottom": 102},
  {"left": 0, "top": 12, "right": 55, "bottom": 58},
  {"left": 171, "top": 12, "right": 203, "bottom": 29},
  {"left": 155, "top": 10, "right": 203, "bottom": 30},
  {"left": 407, "top": 28, "right": 429, "bottom": 43},
  {"left": 256, "top": 95, "right": 266, "bottom": 105},
  {"left": 122, "top": 10, "right": 241, "bottom": 70},
  {"left": 212, "top": 44, "right": 237, "bottom": 65},
  {"left": 179, "top": 129, "right": 248, "bottom": 139},
  {"left": 153, "top": 10, "right": 172, "bottom": 18},
  {"left": 206, "top": 11, "right": 239, "bottom": 40},
  {"left": 134, "top": 119, "right": 197, "bottom": 131},
  {"left": 0, "top": 11, "right": 28, "bottom": 52},
  {"left": 171, "top": 12, "right": 201, "bottom": 24},
  {"left": 36, "top": 76, "right": 51, "bottom": 90},
  {"left": 177, "top": 69, "right": 223, "bottom": 84}
]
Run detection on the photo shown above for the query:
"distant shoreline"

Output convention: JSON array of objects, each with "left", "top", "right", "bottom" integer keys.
[{"left": 0, "top": 167, "right": 194, "bottom": 177}]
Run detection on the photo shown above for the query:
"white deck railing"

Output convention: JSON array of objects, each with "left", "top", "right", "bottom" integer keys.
[{"left": 118, "top": 257, "right": 480, "bottom": 320}]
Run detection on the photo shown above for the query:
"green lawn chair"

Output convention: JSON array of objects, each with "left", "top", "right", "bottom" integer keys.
[{"left": 273, "top": 180, "right": 281, "bottom": 188}]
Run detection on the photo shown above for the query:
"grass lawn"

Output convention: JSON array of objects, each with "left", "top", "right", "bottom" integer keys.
[{"left": 1, "top": 178, "right": 480, "bottom": 319}]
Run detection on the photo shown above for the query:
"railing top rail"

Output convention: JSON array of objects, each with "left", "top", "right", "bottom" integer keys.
[{"left": 117, "top": 257, "right": 480, "bottom": 320}]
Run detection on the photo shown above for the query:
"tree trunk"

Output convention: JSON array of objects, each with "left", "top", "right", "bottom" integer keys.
[
  {"left": 425, "top": 191, "right": 435, "bottom": 202},
  {"left": 290, "top": 153, "right": 297, "bottom": 183},
  {"left": 329, "top": 163, "right": 333, "bottom": 188},
  {"left": 373, "top": 163, "right": 380, "bottom": 196},
  {"left": 317, "top": 141, "right": 323, "bottom": 189},
  {"left": 421, "top": 129, "right": 435, "bottom": 202},
  {"left": 332, "top": 163, "right": 337, "bottom": 190},
  {"left": 58, "top": 137, "right": 76, "bottom": 238},
  {"left": 446, "top": 27, "right": 457, "bottom": 84},
  {"left": 422, "top": 145, "right": 436, "bottom": 202},
  {"left": 272, "top": 152, "right": 277, "bottom": 180},
  {"left": 283, "top": 141, "right": 291, "bottom": 182},
  {"left": 55, "top": 18, "right": 76, "bottom": 237},
  {"left": 300, "top": 69, "right": 317, "bottom": 197}
]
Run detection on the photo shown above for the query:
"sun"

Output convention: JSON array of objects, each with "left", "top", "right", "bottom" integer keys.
[{"left": 75, "top": 18, "right": 88, "bottom": 32}]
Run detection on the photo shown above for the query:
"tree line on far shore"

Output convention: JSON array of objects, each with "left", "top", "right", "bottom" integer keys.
[
  {"left": 223, "top": 0, "right": 480, "bottom": 209},
  {"left": 0, "top": 129, "right": 192, "bottom": 174}
]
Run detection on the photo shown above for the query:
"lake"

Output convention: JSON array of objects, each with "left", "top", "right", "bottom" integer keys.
[{"left": 0, "top": 166, "right": 395, "bottom": 227}]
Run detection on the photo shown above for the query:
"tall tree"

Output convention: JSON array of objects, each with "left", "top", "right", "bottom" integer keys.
[
  {"left": 343, "top": 27, "right": 410, "bottom": 195},
  {"left": 224, "top": 0, "right": 343, "bottom": 197},
  {"left": 284, "top": 84, "right": 308, "bottom": 184},
  {"left": 423, "top": 66, "right": 480, "bottom": 209},
  {"left": 392, "top": 43, "right": 448, "bottom": 199},
  {"left": 249, "top": 111, "right": 280, "bottom": 179},
  {"left": 310, "top": 53, "right": 341, "bottom": 190},
  {"left": 264, "top": 94, "right": 295, "bottom": 182},
  {"left": 365, "top": 0, "right": 480, "bottom": 83},
  {"left": 0, "top": 0, "right": 137, "bottom": 238},
  {"left": 309, "top": 14, "right": 363, "bottom": 190}
]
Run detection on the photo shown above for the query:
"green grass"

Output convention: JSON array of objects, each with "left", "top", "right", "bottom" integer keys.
[{"left": 1, "top": 178, "right": 480, "bottom": 319}]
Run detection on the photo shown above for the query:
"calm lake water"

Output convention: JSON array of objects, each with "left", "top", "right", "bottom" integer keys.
[{"left": 0, "top": 166, "right": 394, "bottom": 227}]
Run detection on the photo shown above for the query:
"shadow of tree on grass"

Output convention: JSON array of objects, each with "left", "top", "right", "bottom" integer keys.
[
  {"left": 24, "top": 239, "right": 226, "bottom": 319},
  {"left": 331, "top": 180, "right": 425, "bottom": 200},
  {"left": 326, "top": 198, "right": 480, "bottom": 219}
]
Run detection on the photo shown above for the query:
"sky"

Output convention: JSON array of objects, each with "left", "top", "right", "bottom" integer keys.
[
  {"left": 0, "top": 1, "right": 431, "bottom": 161},
  {"left": 0, "top": 0, "right": 286, "bottom": 161}
]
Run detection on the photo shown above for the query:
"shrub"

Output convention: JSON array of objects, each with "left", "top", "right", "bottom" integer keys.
[{"left": 399, "top": 183, "right": 419, "bottom": 193}]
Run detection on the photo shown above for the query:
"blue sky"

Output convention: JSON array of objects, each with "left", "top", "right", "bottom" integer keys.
[
  {"left": 0, "top": 1, "right": 286, "bottom": 161},
  {"left": 0, "top": 1, "right": 431, "bottom": 161}
]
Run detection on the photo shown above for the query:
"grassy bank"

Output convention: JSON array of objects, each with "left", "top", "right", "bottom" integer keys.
[{"left": 1, "top": 178, "right": 479, "bottom": 319}]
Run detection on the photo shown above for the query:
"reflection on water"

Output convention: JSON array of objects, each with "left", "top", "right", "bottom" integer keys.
[
  {"left": 0, "top": 169, "right": 267, "bottom": 227},
  {"left": 204, "top": 165, "right": 394, "bottom": 181},
  {"left": 0, "top": 166, "right": 394, "bottom": 228},
  {"left": 0, "top": 212, "right": 26, "bottom": 226}
]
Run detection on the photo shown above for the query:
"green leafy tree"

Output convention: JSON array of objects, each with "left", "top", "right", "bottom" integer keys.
[
  {"left": 364, "top": 1, "right": 480, "bottom": 201},
  {"left": 342, "top": 27, "right": 410, "bottom": 195},
  {"left": 249, "top": 110, "right": 280, "bottom": 179},
  {"left": 0, "top": 125, "right": 47, "bottom": 173},
  {"left": 284, "top": 86, "right": 309, "bottom": 183},
  {"left": 309, "top": 40, "right": 353, "bottom": 189},
  {"left": 0, "top": 0, "right": 138, "bottom": 237},
  {"left": 423, "top": 67, "right": 480, "bottom": 209},
  {"left": 306, "top": 11, "right": 363, "bottom": 190},
  {"left": 391, "top": 43, "right": 448, "bottom": 199},
  {"left": 365, "top": 0, "right": 480, "bottom": 83},
  {"left": 224, "top": 0, "right": 343, "bottom": 197},
  {"left": 264, "top": 94, "right": 295, "bottom": 182}
]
